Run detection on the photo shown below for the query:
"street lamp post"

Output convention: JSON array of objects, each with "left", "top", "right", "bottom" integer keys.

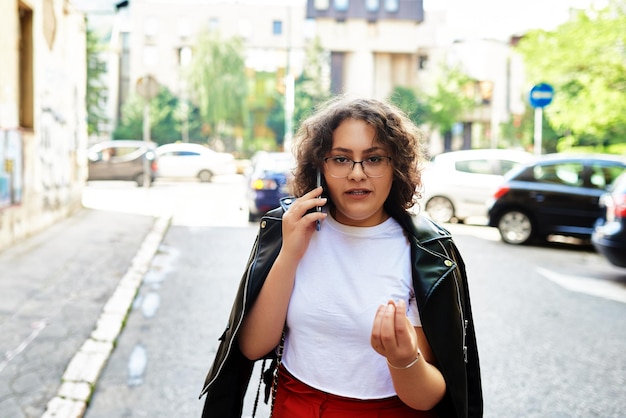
[{"left": 136, "top": 75, "right": 159, "bottom": 187}]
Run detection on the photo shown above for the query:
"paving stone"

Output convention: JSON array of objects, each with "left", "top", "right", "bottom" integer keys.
[
  {"left": 41, "top": 396, "right": 86, "bottom": 418},
  {"left": 57, "top": 382, "right": 92, "bottom": 402}
]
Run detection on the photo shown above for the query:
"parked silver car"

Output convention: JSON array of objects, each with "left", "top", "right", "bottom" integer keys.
[
  {"left": 418, "top": 148, "right": 534, "bottom": 223},
  {"left": 87, "top": 140, "right": 158, "bottom": 186},
  {"left": 155, "top": 142, "right": 236, "bottom": 183}
]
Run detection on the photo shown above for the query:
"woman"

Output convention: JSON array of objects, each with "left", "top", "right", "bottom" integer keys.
[{"left": 199, "top": 96, "right": 483, "bottom": 417}]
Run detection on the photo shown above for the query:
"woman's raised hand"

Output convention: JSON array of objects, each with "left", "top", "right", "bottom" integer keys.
[{"left": 280, "top": 187, "right": 327, "bottom": 261}]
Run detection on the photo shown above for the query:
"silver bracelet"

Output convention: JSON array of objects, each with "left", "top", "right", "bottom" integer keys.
[{"left": 386, "top": 349, "right": 422, "bottom": 369}]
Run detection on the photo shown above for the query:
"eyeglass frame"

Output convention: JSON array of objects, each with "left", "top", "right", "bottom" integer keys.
[{"left": 322, "top": 156, "right": 392, "bottom": 178}]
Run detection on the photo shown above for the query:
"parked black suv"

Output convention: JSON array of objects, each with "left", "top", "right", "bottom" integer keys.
[
  {"left": 487, "top": 154, "right": 626, "bottom": 245},
  {"left": 87, "top": 140, "right": 158, "bottom": 186}
]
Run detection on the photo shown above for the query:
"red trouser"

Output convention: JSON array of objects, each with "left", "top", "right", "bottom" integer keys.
[{"left": 271, "top": 365, "right": 438, "bottom": 418}]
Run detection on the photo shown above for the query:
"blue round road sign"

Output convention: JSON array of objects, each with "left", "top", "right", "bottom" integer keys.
[{"left": 529, "top": 83, "right": 554, "bottom": 108}]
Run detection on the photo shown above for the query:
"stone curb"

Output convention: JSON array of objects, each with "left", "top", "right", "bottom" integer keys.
[{"left": 40, "top": 214, "right": 172, "bottom": 418}]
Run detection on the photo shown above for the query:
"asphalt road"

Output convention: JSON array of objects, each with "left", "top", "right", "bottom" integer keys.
[{"left": 56, "top": 179, "right": 626, "bottom": 417}]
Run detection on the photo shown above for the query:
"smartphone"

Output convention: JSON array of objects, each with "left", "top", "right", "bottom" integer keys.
[{"left": 316, "top": 169, "right": 322, "bottom": 231}]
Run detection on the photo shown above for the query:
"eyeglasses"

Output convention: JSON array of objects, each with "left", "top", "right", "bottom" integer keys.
[{"left": 323, "top": 156, "right": 392, "bottom": 178}]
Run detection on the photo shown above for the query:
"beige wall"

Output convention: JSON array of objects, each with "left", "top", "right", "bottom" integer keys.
[
  {"left": 0, "top": 0, "right": 88, "bottom": 252},
  {"left": 0, "top": 0, "right": 21, "bottom": 128},
  {"left": 314, "top": 18, "right": 424, "bottom": 99}
]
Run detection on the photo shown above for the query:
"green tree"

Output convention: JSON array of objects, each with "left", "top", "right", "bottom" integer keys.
[
  {"left": 293, "top": 37, "right": 331, "bottom": 131},
  {"left": 113, "top": 87, "right": 202, "bottom": 145},
  {"left": 515, "top": 1, "right": 626, "bottom": 151},
  {"left": 86, "top": 26, "right": 108, "bottom": 137},
  {"left": 265, "top": 37, "right": 330, "bottom": 149},
  {"left": 186, "top": 31, "right": 248, "bottom": 149},
  {"left": 421, "top": 65, "right": 477, "bottom": 149},
  {"left": 388, "top": 86, "right": 429, "bottom": 127}
]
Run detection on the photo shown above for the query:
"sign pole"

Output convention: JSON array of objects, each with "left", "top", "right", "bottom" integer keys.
[
  {"left": 533, "top": 107, "right": 542, "bottom": 156},
  {"left": 528, "top": 83, "right": 554, "bottom": 156}
]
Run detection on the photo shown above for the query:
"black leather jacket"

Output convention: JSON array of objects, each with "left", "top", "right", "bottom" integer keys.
[{"left": 200, "top": 202, "right": 483, "bottom": 418}]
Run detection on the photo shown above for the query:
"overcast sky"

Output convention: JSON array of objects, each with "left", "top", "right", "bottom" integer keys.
[
  {"left": 74, "top": 0, "right": 605, "bottom": 40},
  {"left": 423, "top": 0, "right": 605, "bottom": 40}
]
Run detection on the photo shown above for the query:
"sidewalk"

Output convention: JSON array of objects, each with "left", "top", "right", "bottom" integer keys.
[{"left": 0, "top": 206, "right": 171, "bottom": 418}]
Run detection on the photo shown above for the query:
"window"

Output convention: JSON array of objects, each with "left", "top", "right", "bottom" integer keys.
[
  {"left": 143, "top": 45, "right": 158, "bottom": 68},
  {"left": 589, "top": 164, "right": 625, "bottom": 189},
  {"left": 418, "top": 54, "right": 428, "bottom": 70},
  {"left": 365, "top": 0, "right": 379, "bottom": 12},
  {"left": 143, "top": 16, "right": 158, "bottom": 38},
  {"left": 178, "top": 46, "right": 192, "bottom": 67},
  {"left": 19, "top": 5, "right": 34, "bottom": 129},
  {"left": 177, "top": 17, "right": 190, "bottom": 39},
  {"left": 315, "top": 0, "right": 329, "bottom": 10},
  {"left": 384, "top": 0, "right": 399, "bottom": 12},
  {"left": 455, "top": 159, "right": 493, "bottom": 175},
  {"left": 534, "top": 163, "right": 583, "bottom": 187},
  {"left": 208, "top": 17, "right": 219, "bottom": 32},
  {"left": 273, "top": 20, "right": 283, "bottom": 35},
  {"left": 334, "top": 0, "right": 349, "bottom": 12}
]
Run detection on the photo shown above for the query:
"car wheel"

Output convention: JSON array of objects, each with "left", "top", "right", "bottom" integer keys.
[
  {"left": 134, "top": 173, "right": 152, "bottom": 187},
  {"left": 425, "top": 196, "right": 455, "bottom": 223},
  {"left": 497, "top": 210, "right": 534, "bottom": 245},
  {"left": 198, "top": 170, "right": 213, "bottom": 183}
]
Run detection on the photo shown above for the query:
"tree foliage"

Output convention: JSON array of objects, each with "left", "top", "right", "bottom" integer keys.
[
  {"left": 389, "top": 66, "right": 476, "bottom": 146},
  {"left": 86, "top": 26, "right": 108, "bottom": 136},
  {"left": 293, "top": 37, "right": 331, "bottom": 131},
  {"left": 113, "top": 87, "right": 202, "bottom": 145},
  {"left": 266, "top": 37, "right": 331, "bottom": 149},
  {"left": 425, "top": 65, "right": 477, "bottom": 135},
  {"left": 185, "top": 31, "right": 248, "bottom": 143},
  {"left": 388, "top": 86, "right": 429, "bottom": 127},
  {"left": 515, "top": 1, "right": 626, "bottom": 150}
]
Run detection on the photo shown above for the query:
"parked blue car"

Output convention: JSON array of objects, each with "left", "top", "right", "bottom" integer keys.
[
  {"left": 245, "top": 151, "right": 295, "bottom": 222},
  {"left": 592, "top": 172, "right": 626, "bottom": 267}
]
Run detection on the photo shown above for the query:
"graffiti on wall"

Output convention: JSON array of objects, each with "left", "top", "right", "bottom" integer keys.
[
  {"left": 38, "top": 105, "right": 77, "bottom": 210},
  {"left": 0, "top": 130, "right": 24, "bottom": 209}
]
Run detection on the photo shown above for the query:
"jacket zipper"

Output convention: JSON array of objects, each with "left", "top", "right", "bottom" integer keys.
[{"left": 437, "top": 239, "right": 468, "bottom": 364}]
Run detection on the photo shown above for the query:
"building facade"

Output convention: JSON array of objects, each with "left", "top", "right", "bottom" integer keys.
[
  {"left": 0, "top": 0, "right": 88, "bottom": 252},
  {"left": 101, "top": 0, "right": 528, "bottom": 154},
  {"left": 105, "top": 0, "right": 310, "bottom": 140},
  {"left": 306, "top": 0, "right": 528, "bottom": 153},
  {"left": 306, "top": 0, "right": 425, "bottom": 99}
]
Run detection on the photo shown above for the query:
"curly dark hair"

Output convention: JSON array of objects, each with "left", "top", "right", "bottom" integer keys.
[{"left": 290, "top": 95, "right": 426, "bottom": 220}]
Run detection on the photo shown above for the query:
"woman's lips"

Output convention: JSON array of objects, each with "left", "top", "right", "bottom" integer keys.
[{"left": 345, "top": 189, "right": 371, "bottom": 199}]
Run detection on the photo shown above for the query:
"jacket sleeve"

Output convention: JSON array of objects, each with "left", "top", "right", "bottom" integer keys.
[
  {"left": 449, "top": 241, "right": 484, "bottom": 417},
  {"left": 200, "top": 209, "right": 285, "bottom": 417}
]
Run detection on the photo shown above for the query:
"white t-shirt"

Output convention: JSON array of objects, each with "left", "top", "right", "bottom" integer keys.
[{"left": 282, "top": 214, "right": 420, "bottom": 399}]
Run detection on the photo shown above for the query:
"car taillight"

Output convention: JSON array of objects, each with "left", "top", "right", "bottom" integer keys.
[
  {"left": 252, "top": 178, "right": 278, "bottom": 190},
  {"left": 493, "top": 186, "right": 510, "bottom": 199},
  {"left": 614, "top": 195, "right": 626, "bottom": 218},
  {"left": 151, "top": 160, "right": 158, "bottom": 172}
]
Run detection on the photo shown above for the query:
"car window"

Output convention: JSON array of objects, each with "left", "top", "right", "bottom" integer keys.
[
  {"left": 454, "top": 159, "right": 492, "bottom": 175},
  {"left": 500, "top": 159, "right": 523, "bottom": 174},
  {"left": 533, "top": 162, "right": 583, "bottom": 187},
  {"left": 589, "top": 164, "right": 625, "bottom": 189},
  {"left": 112, "top": 146, "right": 142, "bottom": 157}
]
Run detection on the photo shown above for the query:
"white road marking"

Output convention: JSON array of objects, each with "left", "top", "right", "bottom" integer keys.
[{"left": 537, "top": 267, "right": 626, "bottom": 304}]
